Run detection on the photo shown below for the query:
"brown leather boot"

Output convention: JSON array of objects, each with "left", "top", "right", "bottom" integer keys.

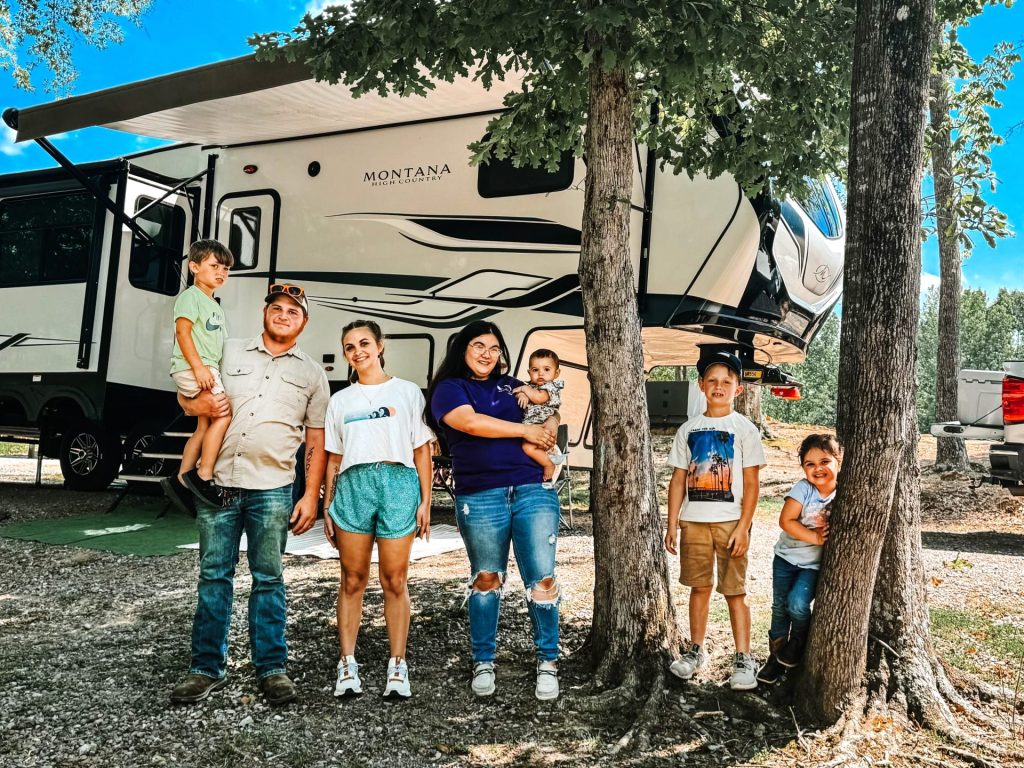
[
  {"left": 757, "top": 635, "right": 788, "bottom": 684},
  {"left": 259, "top": 673, "right": 297, "bottom": 706},
  {"left": 777, "top": 630, "right": 807, "bottom": 668}
]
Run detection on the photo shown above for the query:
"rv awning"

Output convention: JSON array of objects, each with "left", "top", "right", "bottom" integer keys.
[{"left": 9, "top": 54, "right": 519, "bottom": 146}]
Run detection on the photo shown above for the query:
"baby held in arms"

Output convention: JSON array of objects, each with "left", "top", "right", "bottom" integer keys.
[{"left": 513, "top": 349, "right": 566, "bottom": 487}]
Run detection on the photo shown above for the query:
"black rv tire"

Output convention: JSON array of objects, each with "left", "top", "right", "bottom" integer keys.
[
  {"left": 59, "top": 420, "right": 121, "bottom": 491},
  {"left": 123, "top": 420, "right": 175, "bottom": 495}
]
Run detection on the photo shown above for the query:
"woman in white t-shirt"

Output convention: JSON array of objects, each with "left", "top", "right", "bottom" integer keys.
[{"left": 322, "top": 320, "right": 434, "bottom": 701}]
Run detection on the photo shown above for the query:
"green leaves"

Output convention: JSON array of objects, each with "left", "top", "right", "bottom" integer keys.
[
  {"left": 1, "top": 0, "right": 153, "bottom": 95},
  {"left": 251, "top": 0, "right": 855, "bottom": 194}
]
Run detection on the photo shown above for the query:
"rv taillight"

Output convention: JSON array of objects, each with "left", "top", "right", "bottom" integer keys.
[
  {"left": 770, "top": 386, "right": 801, "bottom": 401},
  {"left": 243, "top": 164, "right": 258, "bottom": 174},
  {"left": 1003, "top": 375, "right": 1024, "bottom": 425}
]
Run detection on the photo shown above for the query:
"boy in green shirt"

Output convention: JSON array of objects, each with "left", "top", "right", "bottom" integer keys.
[{"left": 166, "top": 240, "right": 234, "bottom": 508}]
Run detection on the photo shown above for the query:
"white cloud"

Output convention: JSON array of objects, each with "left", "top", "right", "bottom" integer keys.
[
  {"left": 305, "top": 1, "right": 345, "bottom": 15},
  {"left": 1, "top": 125, "right": 24, "bottom": 157},
  {"left": 920, "top": 271, "right": 941, "bottom": 293}
]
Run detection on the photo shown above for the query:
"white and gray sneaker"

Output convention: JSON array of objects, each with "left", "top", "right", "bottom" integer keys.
[
  {"left": 383, "top": 657, "right": 411, "bottom": 700},
  {"left": 471, "top": 661, "right": 496, "bottom": 697},
  {"left": 535, "top": 660, "right": 559, "bottom": 701},
  {"left": 669, "top": 643, "right": 707, "bottom": 680},
  {"left": 729, "top": 652, "right": 758, "bottom": 691},
  {"left": 334, "top": 655, "right": 362, "bottom": 698}
]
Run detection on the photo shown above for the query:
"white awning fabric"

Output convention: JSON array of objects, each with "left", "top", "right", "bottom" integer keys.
[{"left": 10, "top": 54, "right": 519, "bottom": 146}]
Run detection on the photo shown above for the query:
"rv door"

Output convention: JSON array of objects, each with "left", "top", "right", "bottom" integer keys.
[{"left": 105, "top": 176, "right": 194, "bottom": 393}]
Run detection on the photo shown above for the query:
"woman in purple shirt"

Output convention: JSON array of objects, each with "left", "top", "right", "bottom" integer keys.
[{"left": 426, "top": 321, "right": 562, "bottom": 701}]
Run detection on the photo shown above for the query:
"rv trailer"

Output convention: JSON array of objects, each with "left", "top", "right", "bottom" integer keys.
[{"left": 0, "top": 55, "right": 845, "bottom": 490}]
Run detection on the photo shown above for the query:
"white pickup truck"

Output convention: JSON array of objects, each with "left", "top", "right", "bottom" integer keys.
[{"left": 931, "top": 361, "right": 1024, "bottom": 496}]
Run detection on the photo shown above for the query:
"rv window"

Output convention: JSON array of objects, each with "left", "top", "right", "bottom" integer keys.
[
  {"left": 797, "top": 179, "right": 843, "bottom": 240},
  {"left": 228, "top": 207, "right": 260, "bottom": 270},
  {"left": 0, "top": 192, "right": 94, "bottom": 288},
  {"left": 129, "top": 197, "right": 187, "bottom": 296},
  {"left": 477, "top": 149, "right": 575, "bottom": 198}
]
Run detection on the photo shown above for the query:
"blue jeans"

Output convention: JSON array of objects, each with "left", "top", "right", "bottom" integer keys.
[
  {"left": 190, "top": 485, "right": 292, "bottom": 680},
  {"left": 454, "top": 484, "right": 560, "bottom": 663},
  {"left": 769, "top": 555, "right": 819, "bottom": 640}
]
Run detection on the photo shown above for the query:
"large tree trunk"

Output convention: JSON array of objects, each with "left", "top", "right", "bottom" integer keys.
[
  {"left": 867, "top": 411, "right": 958, "bottom": 729},
  {"left": 800, "top": 0, "right": 935, "bottom": 724},
  {"left": 928, "top": 55, "right": 970, "bottom": 471},
  {"left": 580, "top": 61, "right": 681, "bottom": 688}
]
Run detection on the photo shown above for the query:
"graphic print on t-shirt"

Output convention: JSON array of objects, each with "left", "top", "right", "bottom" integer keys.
[
  {"left": 343, "top": 406, "right": 396, "bottom": 423},
  {"left": 686, "top": 429, "right": 736, "bottom": 502}
]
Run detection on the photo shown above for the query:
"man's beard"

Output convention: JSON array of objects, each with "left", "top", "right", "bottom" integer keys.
[{"left": 264, "top": 326, "right": 297, "bottom": 344}]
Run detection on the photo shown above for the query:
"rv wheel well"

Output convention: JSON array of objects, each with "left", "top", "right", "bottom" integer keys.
[{"left": 38, "top": 397, "right": 87, "bottom": 425}]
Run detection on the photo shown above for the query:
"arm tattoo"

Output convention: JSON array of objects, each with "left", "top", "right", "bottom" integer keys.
[
  {"left": 305, "top": 445, "right": 313, "bottom": 476},
  {"left": 325, "top": 464, "right": 341, "bottom": 504}
]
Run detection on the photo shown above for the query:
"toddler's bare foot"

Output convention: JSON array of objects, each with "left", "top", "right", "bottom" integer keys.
[{"left": 541, "top": 461, "right": 555, "bottom": 481}]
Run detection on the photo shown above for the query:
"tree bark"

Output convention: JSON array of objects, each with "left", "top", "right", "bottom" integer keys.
[
  {"left": 800, "top": 0, "right": 935, "bottom": 724},
  {"left": 928, "top": 54, "right": 970, "bottom": 471},
  {"left": 867, "top": 411, "right": 958, "bottom": 729},
  {"left": 735, "top": 385, "right": 773, "bottom": 437},
  {"left": 581, "top": 61, "right": 681, "bottom": 688}
]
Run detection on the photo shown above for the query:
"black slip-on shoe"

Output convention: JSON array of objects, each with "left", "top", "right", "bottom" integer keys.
[
  {"left": 169, "top": 673, "right": 227, "bottom": 704},
  {"left": 182, "top": 468, "right": 223, "bottom": 508},
  {"left": 160, "top": 475, "right": 197, "bottom": 517}
]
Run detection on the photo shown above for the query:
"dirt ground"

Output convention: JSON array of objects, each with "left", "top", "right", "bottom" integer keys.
[{"left": 0, "top": 425, "right": 1022, "bottom": 768}]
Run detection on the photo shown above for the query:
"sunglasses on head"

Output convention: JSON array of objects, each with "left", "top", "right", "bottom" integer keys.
[{"left": 268, "top": 283, "right": 305, "bottom": 298}]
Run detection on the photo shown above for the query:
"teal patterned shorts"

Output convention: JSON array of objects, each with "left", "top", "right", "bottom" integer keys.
[{"left": 329, "top": 462, "right": 420, "bottom": 539}]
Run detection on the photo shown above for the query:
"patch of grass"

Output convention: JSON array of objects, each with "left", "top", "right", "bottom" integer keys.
[
  {"left": 0, "top": 442, "right": 29, "bottom": 457},
  {"left": 930, "top": 606, "right": 1024, "bottom": 678}
]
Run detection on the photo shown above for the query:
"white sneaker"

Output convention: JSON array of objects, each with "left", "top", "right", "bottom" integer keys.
[
  {"left": 383, "top": 657, "right": 411, "bottom": 700},
  {"left": 334, "top": 656, "right": 362, "bottom": 697},
  {"left": 471, "top": 661, "right": 496, "bottom": 697},
  {"left": 535, "top": 660, "right": 559, "bottom": 701},
  {"left": 730, "top": 652, "right": 758, "bottom": 691},
  {"left": 669, "top": 643, "right": 707, "bottom": 680}
]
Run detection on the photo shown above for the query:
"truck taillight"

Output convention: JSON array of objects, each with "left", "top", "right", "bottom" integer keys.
[
  {"left": 1004, "top": 376, "right": 1024, "bottom": 425},
  {"left": 771, "top": 386, "right": 801, "bottom": 401}
]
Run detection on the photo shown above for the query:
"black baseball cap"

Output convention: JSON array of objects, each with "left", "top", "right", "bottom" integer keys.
[{"left": 697, "top": 351, "right": 743, "bottom": 379}]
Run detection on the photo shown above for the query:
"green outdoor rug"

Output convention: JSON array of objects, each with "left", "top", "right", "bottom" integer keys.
[{"left": 0, "top": 499, "right": 198, "bottom": 556}]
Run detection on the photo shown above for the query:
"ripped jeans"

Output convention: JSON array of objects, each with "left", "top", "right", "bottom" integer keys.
[{"left": 454, "top": 483, "right": 560, "bottom": 663}]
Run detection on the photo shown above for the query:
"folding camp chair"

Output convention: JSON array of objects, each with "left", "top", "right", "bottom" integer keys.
[
  {"left": 431, "top": 435, "right": 456, "bottom": 505},
  {"left": 553, "top": 424, "right": 574, "bottom": 529}
]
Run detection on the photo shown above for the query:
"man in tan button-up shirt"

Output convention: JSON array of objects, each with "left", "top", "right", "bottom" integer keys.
[{"left": 170, "top": 285, "right": 329, "bottom": 708}]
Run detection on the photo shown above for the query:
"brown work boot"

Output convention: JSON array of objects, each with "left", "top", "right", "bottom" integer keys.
[
  {"left": 259, "top": 673, "right": 297, "bottom": 706},
  {"left": 169, "top": 673, "right": 227, "bottom": 704},
  {"left": 757, "top": 635, "right": 788, "bottom": 684},
  {"left": 777, "top": 630, "right": 807, "bottom": 668}
]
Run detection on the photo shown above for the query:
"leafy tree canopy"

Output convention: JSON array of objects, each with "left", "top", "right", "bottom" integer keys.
[
  {"left": 924, "top": 0, "right": 1019, "bottom": 251},
  {"left": 0, "top": 0, "right": 152, "bottom": 95},
  {"left": 252, "top": 0, "right": 854, "bottom": 198}
]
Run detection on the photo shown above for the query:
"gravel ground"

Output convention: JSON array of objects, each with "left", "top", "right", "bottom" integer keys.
[{"left": 1, "top": 427, "right": 1021, "bottom": 768}]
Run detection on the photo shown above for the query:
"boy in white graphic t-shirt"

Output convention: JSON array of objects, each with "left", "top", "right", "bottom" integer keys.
[{"left": 663, "top": 351, "right": 766, "bottom": 691}]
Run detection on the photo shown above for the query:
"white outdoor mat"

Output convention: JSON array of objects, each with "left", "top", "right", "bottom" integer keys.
[{"left": 179, "top": 523, "right": 464, "bottom": 562}]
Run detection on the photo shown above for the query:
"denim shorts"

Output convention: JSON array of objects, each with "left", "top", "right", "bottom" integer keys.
[{"left": 329, "top": 462, "right": 420, "bottom": 539}]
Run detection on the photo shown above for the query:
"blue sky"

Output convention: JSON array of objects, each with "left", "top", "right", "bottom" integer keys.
[{"left": 0, "top": 1, "right": 1021, "bottom": 297}]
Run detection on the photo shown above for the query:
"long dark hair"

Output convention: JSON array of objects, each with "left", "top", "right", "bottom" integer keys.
[
  {"left": 341, "top": 319, "right": 385, "bottom": 384},
  {"left": 424, "top": 320, "right": 511, "bottom": 432}
]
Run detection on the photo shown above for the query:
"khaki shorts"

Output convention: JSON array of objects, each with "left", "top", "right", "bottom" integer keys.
[
  {"left": 679, "top": 520, "right": 748, "bottom": 596},
  {"left": 171, "top": 367, "right": 224, "bottom": 399}
]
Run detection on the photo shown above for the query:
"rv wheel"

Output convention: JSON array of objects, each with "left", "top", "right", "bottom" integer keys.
[
  {"left": 123, "top": 420, "right": 175, "bottom": 495},
  {"left": 58, "top": 420, "right": 121, "bottom": 491}
]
